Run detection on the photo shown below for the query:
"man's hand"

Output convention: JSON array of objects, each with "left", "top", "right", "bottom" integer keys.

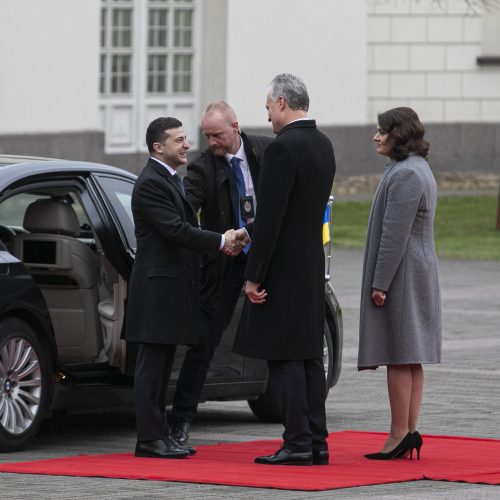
[
  {"left": 234, "top": 228, "right": 250, "bottom": 247},
  {"left": 222, "top": 228, "right": 250, "bottom": 256},
  {"left": 222, "top": 229, "right": 242, "bottom": 256},
  {"left": 245, "top": 280, "right": 267, "bottom": 304},
  {"left": 372, "top": 288, "right": 386, "bottom": 307}
]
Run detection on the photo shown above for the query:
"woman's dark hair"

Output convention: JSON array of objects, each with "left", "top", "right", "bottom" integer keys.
[
  {"left": 146, "top": 117, "right": 183, "bottom": 153},
  {"left": 377, "top": 107, "right": 430, "bottom": 161}
]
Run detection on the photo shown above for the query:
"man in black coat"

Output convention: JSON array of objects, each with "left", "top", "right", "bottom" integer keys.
[
  {"left": 124, "top": 117, "right": 243, "bottom": 459},
  {"left": 234, "top": 74, "right": 336, "bottom": 465},
  {"left": 171, "top": 102, "right": 272, "bottom": 444}
]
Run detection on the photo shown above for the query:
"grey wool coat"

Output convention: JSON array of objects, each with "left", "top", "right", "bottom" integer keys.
[{"left": 357, "top": 154, "right": 442, "bottom": 369}]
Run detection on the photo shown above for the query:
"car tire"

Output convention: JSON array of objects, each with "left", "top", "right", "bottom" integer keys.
[
  {"left": 0, "top": 317, "right": 50, "bottom": 452},
  {"left": 248, "top": 320, "right": 334, "bottom": 423}
]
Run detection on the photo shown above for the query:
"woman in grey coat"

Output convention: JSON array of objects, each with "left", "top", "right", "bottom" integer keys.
[{"left": 358, "top": 107, "right": 441, "bottom": 460}]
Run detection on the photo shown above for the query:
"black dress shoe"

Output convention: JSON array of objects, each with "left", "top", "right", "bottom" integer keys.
[
  {"left": 135, "top": 439, "right": 189, "bottom": 459},
  {"left": 167, "top": 435, "right": 196, "bottom": 455},
  {"left": 312, "top": 450, "right": 329, "bottom": 465},
  {"left": 171, "top": 422, "right": 191, "bottom": 445},
  {"left": 255, "top": 447, "right": 313, "bottom": 466}
]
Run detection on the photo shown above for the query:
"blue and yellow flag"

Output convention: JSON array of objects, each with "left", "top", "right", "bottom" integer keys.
[{"left": 322, "top": 205, "right": 330, "bottom": 245}]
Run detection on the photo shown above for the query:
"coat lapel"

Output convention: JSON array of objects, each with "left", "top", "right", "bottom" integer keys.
[{"left": 148, "top": 158, "right": 198, "bottom": 224}]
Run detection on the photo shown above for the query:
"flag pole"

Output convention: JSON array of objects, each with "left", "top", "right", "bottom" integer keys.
[{"left": 325, "top": 195, "right": 334, "bottom": 281}]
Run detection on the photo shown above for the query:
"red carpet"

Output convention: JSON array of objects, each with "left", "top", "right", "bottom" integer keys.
[{"left": 1, "top": 431, "right": 500, "bottom": 491}]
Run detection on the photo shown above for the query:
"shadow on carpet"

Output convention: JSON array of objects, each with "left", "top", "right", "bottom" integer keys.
[{"left": 1, "top": 431, "right": 500, "bottom": 491}]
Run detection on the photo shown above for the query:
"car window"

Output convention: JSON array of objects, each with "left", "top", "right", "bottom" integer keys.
[
  {"left": 94, "top": 175, "right": 136, "bottom": 251},
  {"left": 0, "top": 191, "right": 93, "bottom": 253},
  {"left": 67, "top": 193, "right": 91, "bottom": 228},
  {"left": 0, "top": 193, "right": 89, "bottom": 230},
  {"left": 0, "top": 193, "right": 49, "bottom": 229}
]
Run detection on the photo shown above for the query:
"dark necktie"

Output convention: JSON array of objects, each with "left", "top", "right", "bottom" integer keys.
[
  {"left": 172, "top": 172, "right": 185, "bottom": 196},
  {"left": 230, "top": 157, "right": 245, "bottom": 197},
  {"left": 230, "top": 156, "right": 250, "bottom": 253},
  {"left": 230, "top": 157, "right": 245, "bottom": 228}
]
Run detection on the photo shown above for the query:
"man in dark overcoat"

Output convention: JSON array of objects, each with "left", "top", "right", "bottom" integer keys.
[
  {"left": 233, "top": 74, "right": 336, "bottom": 465},
  {"left": 124, "top": 117, "right": 242, "bottom": 459},
  {"left": 171, "top": 102, "right": 271, "bottom": 444}
]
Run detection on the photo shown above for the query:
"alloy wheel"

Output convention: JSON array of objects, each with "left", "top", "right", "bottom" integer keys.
[{"left": 0, "top": 335, "right": 42, "bottom": 435}]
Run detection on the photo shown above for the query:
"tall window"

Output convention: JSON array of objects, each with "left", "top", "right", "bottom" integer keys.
[
  {"left": 99, "top": 0, "right": 197, "bottom": 154},
  {"left": 147, "top": 0, "right": 194, "bottom": 94},
  {"left": 100, "top": 1, "right": 134, "bottom": 94},
  {"left": 100, "top": 0, "right": 194, "bottom": 95},
  {"left": 148, "top": 7, "right": 169, "bottom": 93}
]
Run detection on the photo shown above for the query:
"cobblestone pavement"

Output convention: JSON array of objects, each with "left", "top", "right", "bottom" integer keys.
[{"left": 1, "top": 248, "right": 499, "bottom": 499}]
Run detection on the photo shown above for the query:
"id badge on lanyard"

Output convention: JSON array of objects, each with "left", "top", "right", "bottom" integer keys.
[{"left": 240, "top": 196, "right": 254, "bottom": 220}]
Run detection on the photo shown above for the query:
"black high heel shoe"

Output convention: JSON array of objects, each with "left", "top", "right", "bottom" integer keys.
[
  {"left": 364, "top": 432, "right": 415, "bottom": 460},
  {"left": 410, "top": 431, "right": 423, "bottom": 460}
]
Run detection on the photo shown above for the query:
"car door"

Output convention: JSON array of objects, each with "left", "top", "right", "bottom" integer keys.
[{"left": 84, "top": 173, "right": 136, "bottom": 278}]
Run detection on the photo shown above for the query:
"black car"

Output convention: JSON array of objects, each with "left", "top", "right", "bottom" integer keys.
[{"left": 0, "top": 155, "right": 343, "bottom": 451}]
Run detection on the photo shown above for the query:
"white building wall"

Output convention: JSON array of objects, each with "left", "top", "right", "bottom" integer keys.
[
  {"left": 0, "top": 0, "right": 101, "bottom": 134},
  {"left": 224, "top": 0, "right": 368, "bottom": 128},
  {"left": 367, "top": 0, "right": 500, "bottom": 123},
  {"left": 1, "top": 0, "right": 498, "bottom": 160},
  {"left": 199, "top": 0, "right": 228, "bottom": 110}
]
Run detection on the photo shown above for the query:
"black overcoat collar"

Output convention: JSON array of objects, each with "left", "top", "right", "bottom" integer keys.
[
  {"left": 240, "top": 131, "right": 260, "bottom": 194},
  {"left": 276, "top": 119, "right": 316, "bottom": 137}
]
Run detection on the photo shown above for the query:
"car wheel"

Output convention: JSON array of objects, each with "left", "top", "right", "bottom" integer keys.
[
  {"left": 0, "top": 318, "right": 50, "bottom": 451},
  {"left": 248, "top": 320, "right": 334, "bottom": 423}
]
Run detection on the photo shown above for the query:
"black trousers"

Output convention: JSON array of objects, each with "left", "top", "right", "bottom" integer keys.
[
  {"left": 171, "top": 256, "right": 246, "bottom": 424},
  {"left": 134, "top": 343, "right": 176, "bottom": 442},
  {"left": 268, "top": 358, "right": 328, "bottom": 453}
]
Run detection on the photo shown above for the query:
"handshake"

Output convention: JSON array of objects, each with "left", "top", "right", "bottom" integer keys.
[{"left": 222, "top": 228, "right": 250, "bottom": 257}]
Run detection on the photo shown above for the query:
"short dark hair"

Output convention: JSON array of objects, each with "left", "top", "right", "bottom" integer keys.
[
  {"left": 146, "top": 117, "right": 183, "bottom": 153},
  {"left": 377, "top": 107, "right": 430, "bottom": 161}
]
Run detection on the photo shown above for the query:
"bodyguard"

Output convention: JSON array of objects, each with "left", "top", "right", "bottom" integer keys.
[{"left": 171, "top": 102, "right": 271, "bottom": 444}]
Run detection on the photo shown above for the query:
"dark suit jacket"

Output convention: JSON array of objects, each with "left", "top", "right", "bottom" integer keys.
[
  {"left": 184, "top": 132, "right": 272, "bottom": 311},
  {"left": 234, "top": 120, "right": 336, "bottom": 360},
  {"left": 124, "top": 158, "right": 221, "bottom": 345}
]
